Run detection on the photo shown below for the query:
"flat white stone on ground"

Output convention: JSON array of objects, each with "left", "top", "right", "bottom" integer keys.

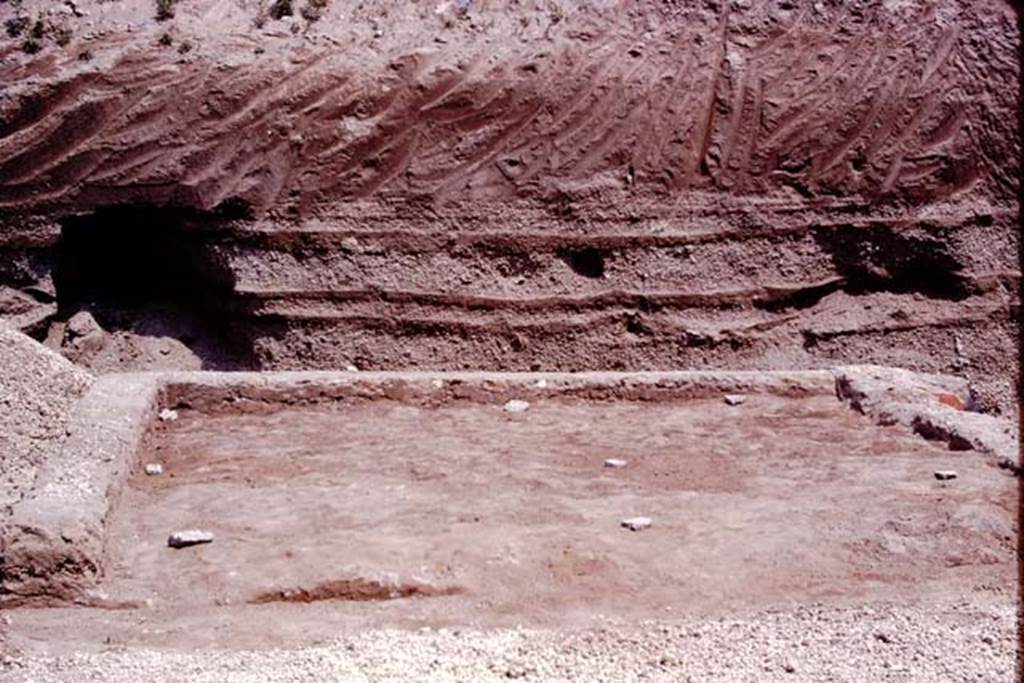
[
  {"left": 934, "top": 470, "right": 958, "bottom": 481},
  {"left": 723, "top": 394, "right": 747, "bottom": 406},
  {"left": 604, "top": 458, "right": 628, "bottom": 469},
  {"left": 621, "top": 516, "right": 653, "bottom": 531},
  {"left": 158, "top": 408, "right": 178, "bottom": 422},
  {"left": 167, "top": 530, "right": 215, "bottom": 548},
  {"left": 504, "top": 399, "right": 530, "bottom": 413},
  {"left": 144, "top": 463, "right": 164, "bottom": 476}
]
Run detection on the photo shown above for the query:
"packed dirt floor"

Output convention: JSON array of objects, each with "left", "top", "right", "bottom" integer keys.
[{"left": 1, "top": 392, "right": 1017, "bottom": 680}]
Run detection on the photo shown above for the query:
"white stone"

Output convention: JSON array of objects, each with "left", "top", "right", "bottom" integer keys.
[
  {"left": 167, "top": 529, "right": 214, "bottom": 548},
  {"left": 603, "top": 458, "right": 628, "bottom": 469},
  {"left": 503, "top": 399, "right": 530, "bottom": 413},
  {"left": 535, "top": 379, "right": 548, "bottom": 388},
  {"left": 158, "top": 408, "right": 178, "bottom": 422},
  {"left": 934, "top": 470, "right": 958, "bottom": 481},
  {"left": 144, "top": 463, "right": 164, "bottom": 476},
  {"left": 345, "top": 364, "right": 359, "bottom": 372},
  {"left": 621, "top": 516, "right": 652, "bottom": 531},
  {"left": 723, "top": 394, "right": 747, "bottom": 406}
]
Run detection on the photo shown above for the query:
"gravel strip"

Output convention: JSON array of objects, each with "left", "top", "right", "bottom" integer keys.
[{"left": 0, "top": 599, "right": 1014, "bottom": 682}]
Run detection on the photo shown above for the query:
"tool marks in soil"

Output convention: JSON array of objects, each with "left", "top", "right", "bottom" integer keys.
[{"left": 0, "top": 1, "right": 1016, "bottom": 212}]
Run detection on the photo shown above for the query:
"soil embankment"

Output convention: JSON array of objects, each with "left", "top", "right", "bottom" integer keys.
[{"left": 0, "top": 1, "right": 1018, "bottom": 411}]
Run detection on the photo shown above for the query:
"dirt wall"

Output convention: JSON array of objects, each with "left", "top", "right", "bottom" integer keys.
[{"left": 0, "top": 0, "right": 1018, "bottom": 411}]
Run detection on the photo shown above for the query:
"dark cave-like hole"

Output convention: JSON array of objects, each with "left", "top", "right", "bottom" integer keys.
[
  {"left": 812, "top": 226, "right": 972, "bottom": 302},
  {"left": 54, "top": 206, "right": 227, "bottom": 311},
  {"left": 559, "top": 248, "right": 607, "bottom": 279},
  {"left": 52, "top": 205, "right": 248, "bottom": 368}
]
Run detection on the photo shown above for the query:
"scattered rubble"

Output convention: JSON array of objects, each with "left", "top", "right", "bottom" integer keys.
[
  {"left": 168, "top": 530, "right": 215, "bottom": 548},
  {"left": 158, "top": 408, "right": 179, "bottom": 422}
]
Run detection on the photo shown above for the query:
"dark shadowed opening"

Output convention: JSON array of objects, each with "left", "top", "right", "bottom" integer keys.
[
  {"left": 55, "top": 206, "right": 232, "bottom": 310},
  {"left": 53, "top": 205, "right": 249, "bottom": 369},
  {"left": 812, "top": 225, "right": 973, "bottom": 301},
  {"left": 559, "top": 248, "right": 607, "bottom": 279}
]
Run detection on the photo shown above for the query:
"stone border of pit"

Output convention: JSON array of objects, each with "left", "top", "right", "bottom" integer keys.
[
  {"left": 1, "top": 367, "right": 1015, "bottom": 606},
  {"left": 1, "top": 373, "right": 160, "bottom": 606},
  {"left": 832, "top": 365, "right": 1018, "bottom": 472}
]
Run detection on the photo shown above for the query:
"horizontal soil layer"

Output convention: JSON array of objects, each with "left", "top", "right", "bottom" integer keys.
[{"left": 3, "top": 201, "right": 1018, "bottom": 416}]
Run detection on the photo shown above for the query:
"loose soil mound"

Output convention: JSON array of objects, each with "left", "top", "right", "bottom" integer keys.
[{"left": 0, "top": 320, "right": 91, "bottom": 511}]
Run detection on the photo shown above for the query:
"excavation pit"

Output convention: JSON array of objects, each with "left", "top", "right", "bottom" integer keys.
[{"left": 2, "top": 370, "right": 1015, "bottom": 651}]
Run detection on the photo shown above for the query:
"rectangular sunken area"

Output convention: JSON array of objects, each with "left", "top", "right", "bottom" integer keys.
[{"left": 88, "top": 371, "right": 1016, "bottom": 634}]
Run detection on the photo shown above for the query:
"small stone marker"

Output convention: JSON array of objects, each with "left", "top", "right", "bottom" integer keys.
[
  {"left": 604, "top": 458, "right": 628, "bottom": 469},
  {"left": 723, "top": 394, "right": 746, "bottom": 406},
  {"left": 621, "top": 516, "right": 652, "bottom": 531},
  {"left": 167, "top": 530, "right": 214, "bottom": 548},
  {"left": 158, "top": 408, "right": 178, "bottom": 422},
  {"left": 504, "top": 399, "right": 530, "bottom": 413},
  {"left": 934, "top": 470, "right": 958, "bottom": 481},
  {"left": 345, "top": 364, "right": 359, "bottom": 372},
  {"left": 144, "top": 463, "right": 164, "bottom": 476}
]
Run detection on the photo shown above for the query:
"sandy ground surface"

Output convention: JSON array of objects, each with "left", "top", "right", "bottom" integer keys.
[{"left": 1, "top": 393, "right": 1016, "bottom": 680}]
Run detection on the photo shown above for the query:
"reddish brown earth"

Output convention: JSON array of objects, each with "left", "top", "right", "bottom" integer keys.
[
  {"left": 4, "top": 392, "right": 1012, "bottom": 653},
  {"left": 0, "top": 2, "right": 1017, "bottom": 209},
  {"left": 0, "top": 4, "right": 1018, "bottom": 677},
  {"left": 0, "top": 1, "right": 1019, "bottom": 414}
]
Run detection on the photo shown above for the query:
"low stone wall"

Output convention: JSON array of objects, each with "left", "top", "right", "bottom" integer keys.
[
  {"left": 833, "top": 365, "right": 1019, "bottom": 471},
  {"left": 159, "top": 369, "right": 836, "bottom": 414},
  {"left": 0, "top": 374, "right": 159, "bottom": 606}
]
